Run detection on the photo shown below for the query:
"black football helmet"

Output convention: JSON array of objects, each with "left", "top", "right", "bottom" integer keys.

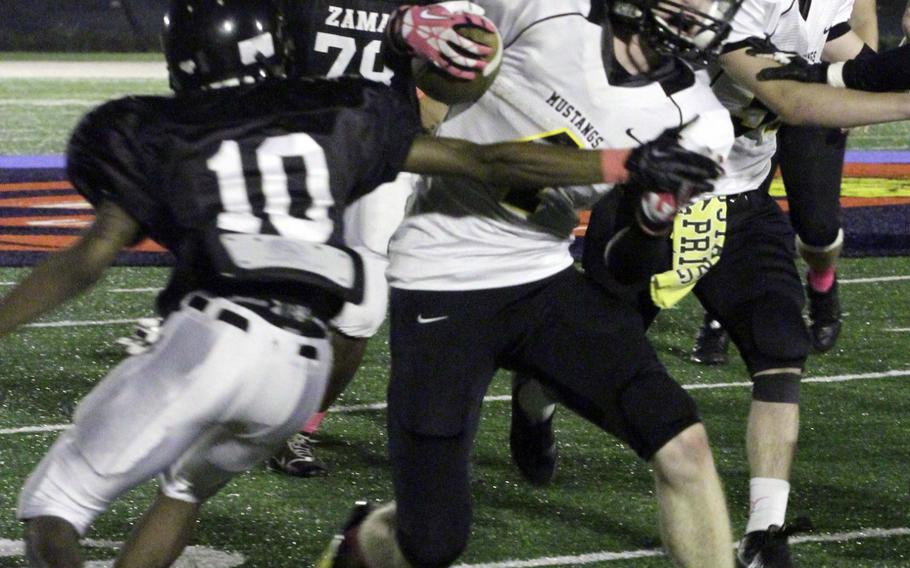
[
  {"left": 608, "top": 0, "right": 743, "bottom": 64},
  {"left": 162, "top": 0, "right": 288, "bottom": 92}
]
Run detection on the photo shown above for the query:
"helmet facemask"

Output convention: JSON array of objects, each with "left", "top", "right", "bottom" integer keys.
[{"left": 609, "top": 0, "right": 743, "bottom": 65}]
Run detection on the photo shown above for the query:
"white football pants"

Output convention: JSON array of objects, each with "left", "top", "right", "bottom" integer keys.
[{"left": 18, "top": 294, "right": 330, "bottom": 535}]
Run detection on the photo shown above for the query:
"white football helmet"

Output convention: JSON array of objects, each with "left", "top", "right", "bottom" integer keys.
[{"left": 609, "top": 0, "right": 744, "bottom": 64}]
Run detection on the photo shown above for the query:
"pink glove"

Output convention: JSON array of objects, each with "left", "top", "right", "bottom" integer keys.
[{"left": 389, "top": 3, "right": 497, "bottom": 80}]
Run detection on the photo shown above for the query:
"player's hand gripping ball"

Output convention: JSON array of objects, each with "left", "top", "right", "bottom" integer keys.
[{"left": 395, "top": 2, "right": 502, "bottom": 104}]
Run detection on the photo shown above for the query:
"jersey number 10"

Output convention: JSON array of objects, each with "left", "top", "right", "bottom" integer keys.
[{"left": 206, "top": 134, "right": 335, "bottom": 242}]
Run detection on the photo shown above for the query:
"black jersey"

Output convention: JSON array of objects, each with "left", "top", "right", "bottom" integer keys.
[
  {"left": 66, "top": 77, "right": 421, "bottom": 317},
  {"left": 284, "top": 0, "right": 428, "bottom": 98}
]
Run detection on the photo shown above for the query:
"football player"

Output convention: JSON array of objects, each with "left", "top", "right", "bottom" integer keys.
[
  {"left": 5, "top": 1, "right": 721, "bottom": 565},
  {"left": 267, "top": 0, "right": 487, "bottom": 479},
  {"left": 579, "top": 0, "right": 910, "bottom": 566},
  {"left": 755, "top": 37, "right": 910, "bottom": 93},
  {"left": 320, "top": 1, "right": 744, "bottom": 567},
  {"left": 692, "top": 0, "right": 881, "bottom": 364},
  {"left": 105, "top": 0, "right": 488, "bottom": 478}
]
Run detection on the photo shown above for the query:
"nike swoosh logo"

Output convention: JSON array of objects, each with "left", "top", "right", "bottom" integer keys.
[
  {"left": 625, "top": 128, "right": 642, "bottom": 144},
  {"left": 420, "top": 9, "right": 451, "bottom": 21},
  {"left": 749, "top": 496, "right": 769, "bottom": 512},
  {"left": 417, "top": 314, "right": 449, "bottom": 324}
]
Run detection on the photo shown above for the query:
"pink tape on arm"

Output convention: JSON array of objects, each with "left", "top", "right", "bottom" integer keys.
[{"left": 600, "top": 149, "right": 632, "bottom": 184}]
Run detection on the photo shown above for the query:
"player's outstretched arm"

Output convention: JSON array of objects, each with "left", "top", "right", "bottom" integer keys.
[
  {"left": 721, "top": 47, "right": 910, "bottom": 127},
  {"left": 403, "top": 134, "right": 720, "bottom": 192},
  {"left": 0, "top": 200, "right": 142, "bottom": 337},
  {"left": 757, "top": 44, "right": 910, "bottom": 93},
  {"left": 405, "top": 135, "right": 605, "bottom": 187}
]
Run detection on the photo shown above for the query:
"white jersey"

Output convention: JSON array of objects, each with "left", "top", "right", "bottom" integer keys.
[
  {"left": 388, "top": 0, "right": 733, "bottom": 290},
  {"left": 710, "top": 0, "right": 854, "bottom": 195}
]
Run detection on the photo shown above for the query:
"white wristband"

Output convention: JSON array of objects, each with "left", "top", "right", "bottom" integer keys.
[{"left": 826, "top": 61, "right": 846, "bottom": 88}]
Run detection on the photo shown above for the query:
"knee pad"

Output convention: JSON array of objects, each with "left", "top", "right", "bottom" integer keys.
[
  {"left": 330, "top": 250, "right": 390, "bottom": 338},
  {"left": 389, "top": 428, "right": 473, "bottom": 567},
  {"left": 796, "top": 229, "right": 843, "bottom": 272},
  {"left": 752, "top": 370, "right": 801, "bottom": 403},
  {"left": 398, "top": 525, "right": 469, "bottom": 568},
  {"left": 749, "top": 294, "right": 810, "bottom": 370}
]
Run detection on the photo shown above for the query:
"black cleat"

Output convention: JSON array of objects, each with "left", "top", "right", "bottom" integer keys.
[
  {"left": 267, "top": 433, "right": 328, "bottom": 478},
  {"left": 807, "top": 278, "right": 842, "bottom": 353},
  {"left": 691, "top": 315, "right": 730, "bottom": 365},
  {"left": 318, "top": 501, "right": 374, "bottom": 568},
  {"left": 736, "top": 517, "right": 813, "bottom": 568},
  {"left": 509, "top": 377, "right": 557, "bottom": 486}
]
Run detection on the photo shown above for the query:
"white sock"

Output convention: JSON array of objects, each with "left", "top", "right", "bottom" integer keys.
[
  {"left": 746, "top": 477, "right": 790, "bottom": 534},
  {"left": 515, "top": 377, "right": 556, "bottom": 423}
]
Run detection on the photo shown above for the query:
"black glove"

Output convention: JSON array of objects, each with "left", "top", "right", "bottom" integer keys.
[
  {"left": 625, "top": 125, "right": 723, "bottom": 235},
  {"left": 747, "top": 47, "right": 829, "bottom": 84}
]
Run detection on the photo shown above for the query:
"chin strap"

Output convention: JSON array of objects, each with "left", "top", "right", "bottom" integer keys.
[{"left": 599, "top": 9, "right": 617, "bottom": 78}]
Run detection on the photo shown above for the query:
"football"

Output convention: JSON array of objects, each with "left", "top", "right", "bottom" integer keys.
[{"left": 412, "top": 24, "right": 503, "bottom": 105}]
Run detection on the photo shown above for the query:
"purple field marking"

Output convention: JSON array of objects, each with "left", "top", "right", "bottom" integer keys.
[
  {"left": 0, "top": 155, "right": 66, "bottom": 169},
  {"left": 2, "top": 151, "right": 910, "bottom": 170},
  {"left": 845, "top": 150, "right": 910, "bottom": 164}
]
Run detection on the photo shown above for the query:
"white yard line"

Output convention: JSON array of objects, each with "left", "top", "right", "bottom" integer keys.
[
  {"left": 3, "top": 276, "right": 908, "bottom": 292},
  {"left": 24, "top": 319, "right": 138, "bottom": 328},
  {"left": 886, "top": 328, "right": 910, "bottom": 332},
  {"left": 0, "top": 538, "right": 245, "bottom": 566},
  {"left": 0, "top": 424, "right": 69, "bottom": 435},
  {"left": 840, "top": 275, "right": 910, "bottom": 284},
  {"left": 6, "top": 369, "right": 908, "bottom": 434},
  {"left": 685, "top": 369, "right": 910, "bottom": 390},
  {"left": 456, "top": 527, "right": 910, "bottom": 567},
  {"left": 0, "top": 99, "right": 102, "bottom": 107},
  {"left": 0, "top": 271, "right": 902, "bottom": 318},
  {"left": 0, "top": 61, "right": 167, "bottom": 79}
]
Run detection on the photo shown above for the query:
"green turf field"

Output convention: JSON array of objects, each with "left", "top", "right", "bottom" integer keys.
[
  {"left": 0, "top": 262, "right": 909, "bottom": 567},
  {"left": 0, "top": 55, "right": 909, "bottom": 154},
  {"left": 1, "top": 61, "right": 910, "bottom": 566}
]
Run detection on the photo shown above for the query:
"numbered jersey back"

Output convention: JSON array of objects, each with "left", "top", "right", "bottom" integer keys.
[
  {"left": 66, "top": 77, "right": 421, "bottom": 311},
  {"left": 285, "top": 0, "right": 424, "bottom": 96}
]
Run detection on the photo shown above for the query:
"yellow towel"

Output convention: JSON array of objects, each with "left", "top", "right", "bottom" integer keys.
[{"left": 650, "top": 196, "right": 728, "bottom": 309}]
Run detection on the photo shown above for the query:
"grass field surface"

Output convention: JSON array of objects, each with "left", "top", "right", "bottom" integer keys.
[
  {"left": 0, "top": 59, "right": 908, "bottom": 566},
  {"left": 0, "top": 262, "right": 909, "bottom": 566}
]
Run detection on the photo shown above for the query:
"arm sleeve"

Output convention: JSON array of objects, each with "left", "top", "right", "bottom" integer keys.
[
  {"left": 66, "top": 100, "right": 165, "bottom": 234},
  {"left": 841, "top": 44, "right": 910, "bottom": 92}
]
